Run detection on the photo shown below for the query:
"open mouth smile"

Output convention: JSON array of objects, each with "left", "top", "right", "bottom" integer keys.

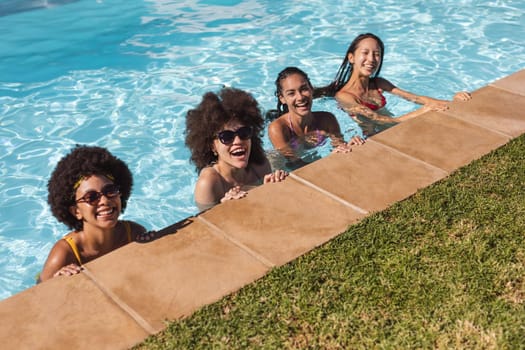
[{"left": 96, "top": 207, "right": 116, "bottom": 219}]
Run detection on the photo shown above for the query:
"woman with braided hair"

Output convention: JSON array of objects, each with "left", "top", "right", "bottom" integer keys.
[{"left": 268, "top": 66, "right": 362, "bottom": 169}]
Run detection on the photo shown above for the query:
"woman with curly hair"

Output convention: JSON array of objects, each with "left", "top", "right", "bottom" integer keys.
[
  {"left": 185, "top": 87, "right": 288, "bottom": 211},
  {"left": 314, "top": 33, "right": 471, "bottom": 135},
  {"left": 38, "top": 145, "right": 146, "bottom": 282}
]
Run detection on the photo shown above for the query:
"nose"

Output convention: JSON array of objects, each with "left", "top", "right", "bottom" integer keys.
[
  {"left": 297, "top": 90, "right": 308, "bottom": 100},
  {"left": 98, "top": 190, "right": 118, "bottom": 205},
  {"left": 232, "top": 134, "right": 245, "bottom": 144},
  {"left": 97, "top": 193, "right": 111, "bottom": 205}
]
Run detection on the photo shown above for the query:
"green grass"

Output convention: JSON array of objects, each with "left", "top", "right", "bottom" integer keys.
[{"left": 135, "top": 134, "right": 525, "bottom": 349}]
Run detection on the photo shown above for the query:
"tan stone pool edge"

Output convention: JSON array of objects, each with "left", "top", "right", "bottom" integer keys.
[{"left": 1, "top": 69, "right": 524, "bottom": 350}]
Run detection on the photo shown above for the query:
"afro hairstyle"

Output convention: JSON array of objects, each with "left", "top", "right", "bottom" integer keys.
[{"left": 47, "top": 145, "right": 133, "bottom": 231}]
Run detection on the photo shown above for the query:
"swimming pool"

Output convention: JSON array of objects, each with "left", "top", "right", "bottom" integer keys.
[{"left": 0, "top": 0, "right": 524, "bottom": 299}]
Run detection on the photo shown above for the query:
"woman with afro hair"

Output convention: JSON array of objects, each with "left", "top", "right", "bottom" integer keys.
[
  {"left": 185, "top": 87, "right": 288, "bottom": 212},
  {"left": 38, "top": 145, "right": 146, "bottom": 282}
]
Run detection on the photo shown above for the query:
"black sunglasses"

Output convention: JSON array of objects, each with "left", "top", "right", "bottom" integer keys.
[
  {"left": 75, "top": 184, "right": 120, "bottom": 206},
  {"left": 217, "top": 126, "right": 253, "bottom": 145}
]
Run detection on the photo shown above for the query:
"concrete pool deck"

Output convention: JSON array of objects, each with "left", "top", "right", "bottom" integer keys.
[{"left": 1, "top": 69, "right": 524, "bottom": 349}]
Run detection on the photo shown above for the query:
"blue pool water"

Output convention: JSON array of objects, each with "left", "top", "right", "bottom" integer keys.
[{"left": 1, "top": 0, "right": 524, "bottom": 299}]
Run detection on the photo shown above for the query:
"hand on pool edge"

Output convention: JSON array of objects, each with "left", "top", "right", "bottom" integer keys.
[
  {"left": 221, "top": 186, "right": 248, "bottom": 202},
  {"left": 264, "top": 169, "right": 289, "bottom": 183},
  {"left": 53, "top": 263, "right": 82, "bottom": 278}
]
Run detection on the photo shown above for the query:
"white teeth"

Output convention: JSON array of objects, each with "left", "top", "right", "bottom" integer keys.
[
  {"left": 231, "top": 148, "right": 246, "bottom": 156},
  {"left": 97, "top": 208, "right": 114, "bottom": 216}
]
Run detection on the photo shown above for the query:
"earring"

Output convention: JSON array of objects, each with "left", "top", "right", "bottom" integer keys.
[{"left": 213, "top": 150, "right": 218, "bottom": 157}]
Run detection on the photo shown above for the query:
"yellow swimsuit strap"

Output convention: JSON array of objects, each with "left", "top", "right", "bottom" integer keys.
[
  {"left": 62, "top": 222, "right": 131, "bottom": 265},
  {"left": 63, "top": 236, "right": 82, "bottom": 265}
]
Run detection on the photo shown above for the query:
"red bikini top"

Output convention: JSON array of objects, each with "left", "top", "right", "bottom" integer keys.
[{"left": 347, "top": 89, "right": 386, "bottom": 111}]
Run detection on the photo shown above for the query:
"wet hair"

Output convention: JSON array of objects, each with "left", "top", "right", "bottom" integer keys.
[
  {"left": 313, "top": 33, "right": 385, "bottom": 98},
  {"left": 267, "top": 66, "right": 314, "bottom": 119},
  {"left": 185, "top": 87, "right": 267, "bottom": 173},
  {"left": 47, "top": 145, "right": 133, "bottom": 231}
]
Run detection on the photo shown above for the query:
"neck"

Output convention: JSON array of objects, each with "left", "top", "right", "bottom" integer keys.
[
  {"left": 346, "top": 74, "right": 370, "bottom": 94},
  {"left": 215, "top": 161, "right": 250, "bottom": 187},
  {"left": 78, "top": 223, "right": 117, "bottom": 254},
  {"left": 288, "top": 111, "right": 314, "bottom": 134}
]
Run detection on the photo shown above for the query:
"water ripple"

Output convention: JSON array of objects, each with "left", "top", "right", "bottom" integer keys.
[{"left": 0, "top": 0, "right": 524, "bottom": 300}]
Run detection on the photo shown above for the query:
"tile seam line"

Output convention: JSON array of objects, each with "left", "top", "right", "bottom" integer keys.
[
  {"left": 439, "top": 110, "right": 514, "bottom": 139},
  {"left": 81, "top": 266, "right": 158, "bottom": 335},
  {"left": 196, "top": 216, "right": 276, "bottom": 268},
  {"left": 287, "top": 173, "right": 369, "bottom": 215},
  {"left": 488, "top": 83, "right": 525, "bottom": 98},
  {"left": 366, "top": 138, "right": 450, "bottom": 175}
]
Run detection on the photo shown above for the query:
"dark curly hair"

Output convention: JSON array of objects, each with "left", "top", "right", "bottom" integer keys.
[
  {"left": 313, "top": 33, "right": 385, "bottom": 98},
  {"left": 47, "top": 145, "right": 133, "bottom": 231},
  {"left": 185, "top": 87, "right": 267, "bottom": 173}
]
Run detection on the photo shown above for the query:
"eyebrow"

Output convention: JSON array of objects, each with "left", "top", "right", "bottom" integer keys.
[{"left": 284, "top": 83, "right": 308, "bottom": 93}]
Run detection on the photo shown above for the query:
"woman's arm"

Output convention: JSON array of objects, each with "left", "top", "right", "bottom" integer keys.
[
  {"left": 315, "top": 111, "right": 350, "bottom": 149},
  {"left": 268, "top": 118, "right": 304, "bottom": 162},
  {"left": 376, "top": 77, "right": 441, "bottom": 104},
  {"left": 335, "top": 86, "right": 398, "bottom": 124},
  {"left": 391, "top": 86, "right": 451, "bottom": 110},
  {"left": 194, "top": 168, "right": 223, "bottom": 211},
  {"left": 337, "top": 96, "right": 399, "bottom": 124},
  {"left": 129, "top": 221, "right": 147, "bottom": 241},
  {"left": 38, "top": 239, "right": 81, "bottom": 283},
  {"left": 377, "top": 77, "right": 471, "bottom": 110}
]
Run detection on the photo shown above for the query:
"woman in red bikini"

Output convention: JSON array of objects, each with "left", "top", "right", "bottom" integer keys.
[
  {"left": 38, "top": 145, "right": 146, "bottom": 282},
  {"left": 315, "top": 33, "right": 472, "bottom": 135}
]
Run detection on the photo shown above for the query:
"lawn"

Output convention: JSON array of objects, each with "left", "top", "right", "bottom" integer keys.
[{"left": 136, "top": 134, "right": 525, "bottom": 349}]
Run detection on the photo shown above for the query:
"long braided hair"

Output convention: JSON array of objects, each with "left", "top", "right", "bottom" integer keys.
[{"left": 313, "top": 33, "right": 384, "bottom": 98}]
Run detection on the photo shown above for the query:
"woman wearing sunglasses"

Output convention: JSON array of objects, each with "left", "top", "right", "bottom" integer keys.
[
  {"left": 268, "top": 67, "right": 364, "bottom": 170},
  {"left": 38, "top": 145, "right": 146, "bottom": 282},
  {"left": 185, "top": 87, "right": 288, "bottom": 212}
]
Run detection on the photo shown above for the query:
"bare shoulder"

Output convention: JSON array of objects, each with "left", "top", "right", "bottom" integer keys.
[
  {"left": 194, "top": 166, "right": 224, "bottom": 205},
  {"left": 335, "top": 89, "right": 359, "bottom": 105},
  {"left": 39, "top": 235, "right": 75, "bottom": 281},
  {"left": 375, "top": 77, "right": 396, "bottom": 91},
  {"left": 268, "top": 115, "right": 291, "bottom": 147},
  {"left": 314, "top": 111, "right": 339, "bottom": 130},
  {"left": 51, "top": 236, "right": 75, "bottom": 256},
  {"left": 268, "top": 115, "right": 287, "bottom": 134},
  {"left": 197, "top": 166, "right": 222, "bottom": 185}
]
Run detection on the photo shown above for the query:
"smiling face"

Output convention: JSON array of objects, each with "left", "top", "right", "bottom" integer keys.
[
  {"left": 70, "top": 174, "right": 121, "bottom": 231},
  {"left": 212, "top": 120, "right": 252, "bottom": 170},
  {"left": 348, "top": 37, "right": 382, "bottom": 78},
  {"left": 278, "top": 73, "right": 313, "bottom": 118}
]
